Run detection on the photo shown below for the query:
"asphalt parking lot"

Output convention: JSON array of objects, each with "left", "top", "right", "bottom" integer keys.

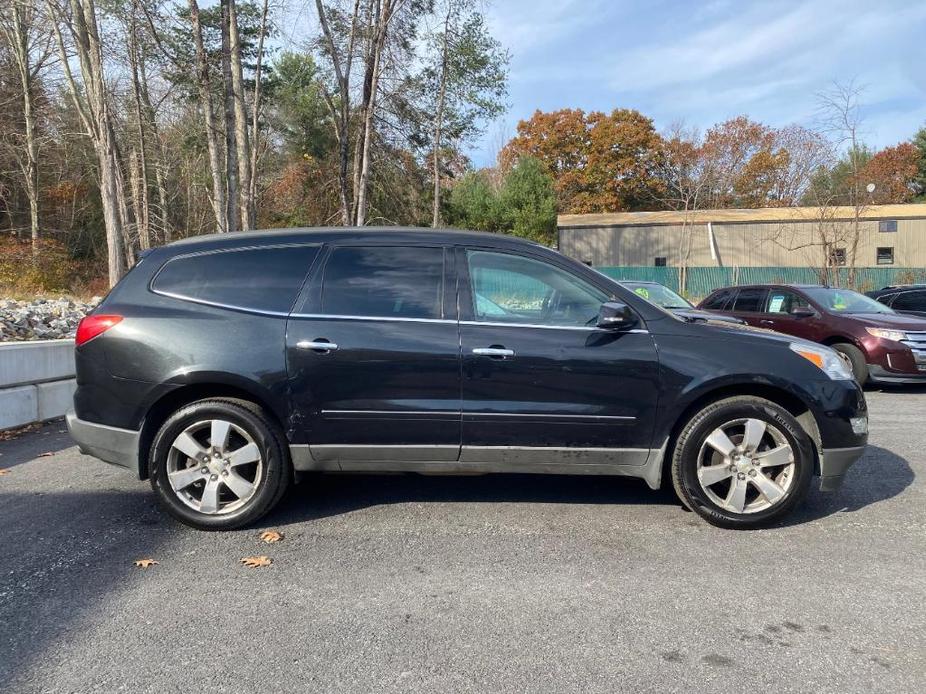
[{"left": 1, "top": 389, "right": 924, "bottom": 693}]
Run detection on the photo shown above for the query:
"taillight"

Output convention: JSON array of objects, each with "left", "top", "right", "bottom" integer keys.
[{"left": 75, "top": 314, "right": 123, "bottom": 346}]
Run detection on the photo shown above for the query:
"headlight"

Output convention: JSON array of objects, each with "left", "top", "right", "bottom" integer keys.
[
  {"left": 865, "top": 327, "right": 907, "bottom": 342},
  {"left": 789, "top": 343, "right": 854, "bottom": 380}
]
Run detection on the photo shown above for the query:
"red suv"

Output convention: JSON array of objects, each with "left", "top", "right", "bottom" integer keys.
[{"left": 698, "top": 284, "right": 926, "bottom": 384}]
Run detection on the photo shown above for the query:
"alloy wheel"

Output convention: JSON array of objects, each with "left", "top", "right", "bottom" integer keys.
[
  {"left": 166, "top": 419, "right": 263, "bottom": 515},
  {"left": 696, "top": 417, "right": 795, "bottom": 514}
]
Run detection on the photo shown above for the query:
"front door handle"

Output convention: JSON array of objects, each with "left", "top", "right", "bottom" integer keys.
[
  {"left": 759, "top": 320, "right": 775, "bottom": 326},
  {"left": 472, "top": 347, "right": 515, "bottom": 359},
  {"left": 297, "top": 340, "right": 339, "bottom": 353}
]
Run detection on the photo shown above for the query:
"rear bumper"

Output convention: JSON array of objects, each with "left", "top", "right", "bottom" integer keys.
[
  {"left": 818, "top": 445, "right": 866, "bottom": 491},
  {"left": 66, "top": 410, "right": 140, "bottom": 474}
]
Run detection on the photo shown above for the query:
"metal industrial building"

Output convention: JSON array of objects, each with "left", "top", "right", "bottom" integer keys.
[{"left": 557, "top": 203, "right": 926, "bottom": 268}]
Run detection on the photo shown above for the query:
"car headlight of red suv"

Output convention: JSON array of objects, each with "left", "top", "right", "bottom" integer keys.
[{"left": 865, "top": 327, "right": 907, "bottom": 342}]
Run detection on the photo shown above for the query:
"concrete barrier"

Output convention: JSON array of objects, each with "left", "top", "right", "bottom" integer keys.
[{"left": 0, "top": 339, "right": 76, "bottom": 430}]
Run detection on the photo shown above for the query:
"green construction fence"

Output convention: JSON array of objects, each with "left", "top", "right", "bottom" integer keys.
[{"left": 594, "top": 267, "right": 926, "bottom": 300}]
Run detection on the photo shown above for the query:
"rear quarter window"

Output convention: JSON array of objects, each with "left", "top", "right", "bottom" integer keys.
[{"left": 152, "top": 245, "right": 319, "bottom": 313}]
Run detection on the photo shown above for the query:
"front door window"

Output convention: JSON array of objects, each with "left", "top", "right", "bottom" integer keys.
[{"left": 466, "top": 250, "right": 608, "bottom": 327}]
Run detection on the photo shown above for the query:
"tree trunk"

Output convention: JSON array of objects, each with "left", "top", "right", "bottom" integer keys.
[
  {"left": 431, "top": 8, "right": 452, "bottom": 228},
  {"left": 314, "top": 0, "right": 360, "bottom": 226},
  {"left": 127, "top": 7, "right": 150, "bottom": 249},
  {"left": 355, "top": 0, "right": 396, "bottom": 227},
  {"left": 248, "top": 0, "right": 269, "bottom": 219},
  {"left": 188, "top": 0, "right": 227, "bottom": 233},
  {"left": 227, "top": 0, "right": 252, "bottom": 229},
  {"left": 3, "top": 2, "right": 41, "bottom": 250},
  {"left": 220, "top": 0, "right": 239, "bottom": 233}
]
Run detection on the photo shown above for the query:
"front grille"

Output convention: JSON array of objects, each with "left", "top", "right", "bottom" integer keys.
[{"left": 901, "top": 331, "right": 926, "bottom": 364}]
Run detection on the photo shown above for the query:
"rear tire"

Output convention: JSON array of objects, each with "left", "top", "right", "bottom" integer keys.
[
  {"left": 149, "top": 398, "right": 291, "bottom": 530},
  {"left": 670, "top": 396, "right": 814, "bottom": 529},
  {"left": 831, "top": 343, "right": 868, "bottom": 384}
]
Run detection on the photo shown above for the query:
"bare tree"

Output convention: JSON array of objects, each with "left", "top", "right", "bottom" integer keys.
[
  {"left": 47, "top": 0, "right": 127, "bottom": 285},
  {"left": 816, "top": 80, "right": 868, "bottom": 285},
  {"left": 314, "top": 0, "right": 362, "bottom": 225},
  {"left": 0, "top": 0, "right": 54, "bottom": 251},
  {"left": 187, "top": 0, "right": 228, "bottom": 233},
  {"left": 651, "top": 124, "right": 717, "bottom": 294},
  {"left": 422, "top": 0, "right": 508, "bottom": 227},
  {"left": 227, "top": 0, "right": 253, "bottom": 229}
]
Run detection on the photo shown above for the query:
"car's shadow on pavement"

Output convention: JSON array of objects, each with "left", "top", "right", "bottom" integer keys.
[
  {"left": 258, "top": 444, "right": 914, "bottom": 529},
  {"left": 262, "top": 472, "right": 678, "bottom": 527},
  {"left": 782, "top": 445, "right": 914, "bottom": 527}
]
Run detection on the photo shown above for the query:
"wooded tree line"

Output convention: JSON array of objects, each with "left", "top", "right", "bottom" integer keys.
[
  {"left": 1, "top": 0, "right": 925, "bottom": 292},
  {"left": 0, "top": 0, "right": 508, "bottom": 288}
]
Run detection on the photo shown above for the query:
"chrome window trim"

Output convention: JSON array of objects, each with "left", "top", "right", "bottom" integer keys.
[
  {"left": 150, "top": 290, "right": 292, "bottom": 317},
  {"left": 149, "top": 242, "right": 322, "bottom": 317},
  {"left": 461, "top": 319, "right": 649, "bottom": 333},
  {"left": 289, "top": 313, "right": 456, "bottom": 324},
  {"left": 289, "top": 313, "right": 650, "bottom": 333}
]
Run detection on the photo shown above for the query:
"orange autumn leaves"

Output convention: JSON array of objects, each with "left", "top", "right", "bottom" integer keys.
[
  {"left": 132, "top": 530, "right": 284, "bottom": 570},
  {"left": 501, "top": 110, "right": 921, "bottom": 215}
]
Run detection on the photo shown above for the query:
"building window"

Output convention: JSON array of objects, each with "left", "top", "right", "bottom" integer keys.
[
  {"left": 829, "top": 247, "right": 846, "bottom": 266},
  {"left": 876, "top": 247, "right": 894, "bottom": 265},
  {"left": 654, "top": 257, "right": 667, "bottom": 267},
  {"left": 879, "top": 220, "right": 898, "bottom": 233}
]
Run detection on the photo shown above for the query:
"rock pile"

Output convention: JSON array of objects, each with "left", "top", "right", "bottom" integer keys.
[{"left": 0, "top": 296, "right": 100, "bottom": 341}]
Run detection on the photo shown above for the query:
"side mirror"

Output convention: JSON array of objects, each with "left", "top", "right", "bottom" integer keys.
[
  {"left": 791, "top": 306, "right": 815, "bottom": 319},
  {"left": 597, "top": 301, "right": 637, "bottom": 330}
]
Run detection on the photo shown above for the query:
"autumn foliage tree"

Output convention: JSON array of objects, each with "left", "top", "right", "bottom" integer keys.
[
  {"left": 500, "top": 108, "right": 663, "bottom": 214},
  {"left": 861, "top": 142, "right": 920, "bottom": 204}
]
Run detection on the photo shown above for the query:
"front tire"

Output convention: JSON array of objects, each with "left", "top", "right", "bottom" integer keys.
[
  {"left": 670, "top": 396, "right": 814, "bottom": 529},
  {"left": 149, "top": 398, "right": 291, "bottom": 530},
  {"left": 831, "top": 343, "right": 868, "bottom": 384}
]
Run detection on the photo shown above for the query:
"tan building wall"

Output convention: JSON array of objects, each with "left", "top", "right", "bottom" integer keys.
[{"left": 558, "top": 206, "right": 926, "bottom": 267}]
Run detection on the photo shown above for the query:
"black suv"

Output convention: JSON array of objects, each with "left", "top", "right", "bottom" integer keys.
[
  {"left": 866, "top": 285, "right": 926, "bottom": 318},
  {"left": 68, "top": 228, "right": 868, "bottom": 530}
]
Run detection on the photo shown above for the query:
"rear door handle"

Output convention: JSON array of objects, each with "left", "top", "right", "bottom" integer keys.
[
  {"left": 297, "top": 340, "right": 339, "bottom": 353},
  {"left": 759, "top": 320, "right": 775, "bottom": 326},
  {"left": 472, "top": 347, "right": 515, "bottom": 359}
]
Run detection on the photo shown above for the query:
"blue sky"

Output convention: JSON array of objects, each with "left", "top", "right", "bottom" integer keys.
[{"left": 473, "top": 0, "right": 926, "bottom": 166}]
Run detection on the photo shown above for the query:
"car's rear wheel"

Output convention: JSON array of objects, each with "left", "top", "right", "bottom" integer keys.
[
  {"left": 149, "top": 398, "right": 291, "bottom": 530},
  {"left": 831, "top": 343, "right": 868, "bottom": 384},
  {"left": 671, "top": 396, "right": 814, "bottom": 529}
]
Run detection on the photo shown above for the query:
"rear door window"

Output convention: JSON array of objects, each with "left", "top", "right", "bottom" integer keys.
[
  {"left": 152, "top": 245, "right": 319, "bottom": 313},
  {"left": 319, "top": 246, "right": 444, "bottom": 319},
  {"left": 732, "top": 288, "right": 768, "bottom": 313},
  {"left": 892, "top": 291, "right": 926, "bottom": 312}
]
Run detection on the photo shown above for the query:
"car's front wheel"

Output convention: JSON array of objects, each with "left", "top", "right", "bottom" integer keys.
[
  {"left": 671, "top": 396, "right": 814, "bottom": 529},
  {"left": 149, "top": 398, "right": 291, "bottom": 530}
]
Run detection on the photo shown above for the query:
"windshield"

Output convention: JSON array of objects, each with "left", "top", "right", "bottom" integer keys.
[
  {"left": 622, "top": 283, "right": 693, "bottom": 309},
  {"left": 803, "top": 287, "right": 895, "bottom": 315}
]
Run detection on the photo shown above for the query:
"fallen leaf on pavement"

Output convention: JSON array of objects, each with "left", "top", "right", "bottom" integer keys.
[
  {"left": 134, "top": 559, "right": 159, "bottom": 568},
  {"left": 259, "top": 530, "right": 283, "bottom": 544},
  {"left": 0, "top": 423, "right": 40, "bottom": 441},
  {"left": 240, "top": 555, "right": 272, "bottom": 568},
  {"left": 0, "top": 469, "right": 10, "bottom": 476}
]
